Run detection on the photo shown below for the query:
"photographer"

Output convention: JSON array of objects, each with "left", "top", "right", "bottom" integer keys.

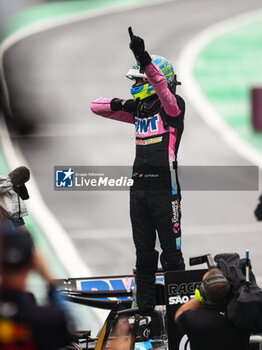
[
  {"left": 0, "top": 166, "right": 30, "bottom": 229},
  {"left": 175, "top": 268, "right": 250, "bottom": 350},
  {"left": 0, "top": 222, "right": 76, "bottom": 349}
]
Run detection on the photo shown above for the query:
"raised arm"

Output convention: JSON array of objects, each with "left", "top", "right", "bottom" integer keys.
[
  {"left": 128, "top": 26, "right": 181, "bottom": 117},
  {"left": 145, "top": 62, "right": 181, "bottom": 117}
]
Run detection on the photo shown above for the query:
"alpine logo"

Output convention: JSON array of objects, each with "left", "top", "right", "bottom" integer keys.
[{"left": 135, "top": 115, "right": 159, "bottom": 134}]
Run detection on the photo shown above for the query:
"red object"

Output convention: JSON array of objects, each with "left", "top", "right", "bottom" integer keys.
[{"left": 251, "top": 87, "right": 262, "bottom": 131}]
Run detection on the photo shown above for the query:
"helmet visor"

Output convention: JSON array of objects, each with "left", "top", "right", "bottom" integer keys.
[{"left": 126, "top": 65, "right": 147, "bottom": 80}]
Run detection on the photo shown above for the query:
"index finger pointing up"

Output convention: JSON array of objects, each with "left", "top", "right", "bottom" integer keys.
[{"left": 128, "top": 26, "right": 134, "bottom": 40}]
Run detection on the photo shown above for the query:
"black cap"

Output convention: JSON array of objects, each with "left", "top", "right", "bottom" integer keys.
[{"left": 1, "top": 221, "right": 34, "bottom": 269}]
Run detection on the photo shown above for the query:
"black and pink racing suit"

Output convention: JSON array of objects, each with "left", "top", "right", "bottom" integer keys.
[{"left": 91, "top": 59, "right": 185, "bottom": 312}]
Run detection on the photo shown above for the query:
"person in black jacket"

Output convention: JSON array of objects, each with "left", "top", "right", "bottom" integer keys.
[
  {"left": 175, "top": 268, "right": 250, "bottom": 350},
  {"left": 0, "top": 222, "right": 76, "bottom": 349}
]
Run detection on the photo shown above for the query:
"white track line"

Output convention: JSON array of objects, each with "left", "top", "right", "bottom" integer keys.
[{"left": 178, "top": 7, "right": 262, "bottom": 170}]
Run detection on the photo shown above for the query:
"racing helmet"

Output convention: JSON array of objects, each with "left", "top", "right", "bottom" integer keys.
[{"left": 126, "top": 55, "right": 175, "bottom": 100}]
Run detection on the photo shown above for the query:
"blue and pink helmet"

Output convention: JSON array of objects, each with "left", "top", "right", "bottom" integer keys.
[{"left": 126, "top": 55, "right": 175, "bottom": 100}]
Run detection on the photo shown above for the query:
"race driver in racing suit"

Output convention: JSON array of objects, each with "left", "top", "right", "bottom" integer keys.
[{"left": 90, "top": 27, "right": 185, "bottom": 313}]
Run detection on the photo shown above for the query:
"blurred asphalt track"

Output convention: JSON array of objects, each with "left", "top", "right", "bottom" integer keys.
[{"left": 1, "top": 0, "right": 262, "bottom": 283}]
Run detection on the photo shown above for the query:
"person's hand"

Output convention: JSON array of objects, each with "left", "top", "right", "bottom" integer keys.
[
  {"left": 122, "top": 99, "right": 140, "bottom": 113},
  {"left": 128, "top": 27, "right": 145, "bottom": 58},
  {"left": 111, "top": 98, "right": 140, "bottom": 113},
  {"left": 128, "top": 27, "right": 151, "bottom": 70},
  {"left": 110, "top": 98, "right": 124, "bottom": 111}
]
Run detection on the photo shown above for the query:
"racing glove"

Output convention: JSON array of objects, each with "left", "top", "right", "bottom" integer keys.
[
  {"left": 110, "top": 98, "right": 139, "bottom": 113},
  {"left": 123, "top": 99, "right": 140, "bottom": 113},
  {"left": 128, "top": 27, "right": 151, "bottom": 71},
  {"left": 110, "top": 98, "right": 123, "bottom": 111}
]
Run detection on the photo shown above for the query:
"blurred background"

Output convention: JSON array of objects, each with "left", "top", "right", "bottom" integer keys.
[{"left": 1, "top": 0, "right": 262, "bottom": 332}]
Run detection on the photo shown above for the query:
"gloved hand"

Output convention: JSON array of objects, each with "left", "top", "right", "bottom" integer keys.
[
  {"left": 110, "top": 98, "right": 140, "bottom": 113},
  {"left": 128, "top": 27, "right": 151, "bottom": 70},
  {"left": 110, "top": 98, "right": 123, "bottom": 111},
  {"left": 128, "top": 26, "right": 145, "bottom": 58},
  {"left": 122, "top": 99, "right": 140, "bottom": 113}
]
